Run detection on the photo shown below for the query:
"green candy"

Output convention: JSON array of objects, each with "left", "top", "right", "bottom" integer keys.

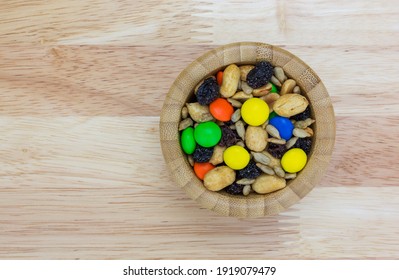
[
  {"left": 270, "top": 83, "right": 278, "bottom": 93},
  {"left": 194, "top": 121, "right": 221, "bottom": 147},
  {"left": 269, "top": 111, "right": 278, "bottom": 120},
  {"left": 181, "top": 127, "right": 196, "bottom": 154}
]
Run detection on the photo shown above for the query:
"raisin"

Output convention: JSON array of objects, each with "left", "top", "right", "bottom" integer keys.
[
  {"left": 192, "top": 146, "right": 213, "bottom": 163},
  {"left": 225, "top": 182, "right": 245, "bottom": 195},
  {"left": 196, "top": 77, "right": 219, "bottom": 105},
  {"left": 237, "top": 160, "right": 262, "bottom": 179},
  {"left": 292, "top": 137, "right": 312, "bottom": 154},
  {"left": 267, "top": 143, "right": 287, "bottom": 159},
  {"left": 223, "top": 120, "right": 234, "bottom": 126},
  {"left": 291, "top": 106, "right": 311, "bottom": 121},
  {"left": 246, "top": 61, "right": 274, "bottom": 89},
  {"left": 218, "top": 126, "right": 238, "bottom": 147}
]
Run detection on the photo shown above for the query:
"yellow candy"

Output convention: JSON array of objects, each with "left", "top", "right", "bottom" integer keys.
[
  {"left": 241, "top": 98, "right": 269, "bottom": 126},
  {"left": 223, "top": 145, "right": 250, "bottom": 170},
  {"left": 281, "top": 148, "right": 307, "bottom": 173}
]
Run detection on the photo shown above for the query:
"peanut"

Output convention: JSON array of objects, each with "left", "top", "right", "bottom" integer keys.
[
  {"left": 239, "top": 65, "right": 255, "bottom": 81},
  {"left": 273, "top": 93, "right": 309, "bottom": 117},
  {"left": 245, "top": 126, "right": 268, "bottom": 152},
  {"left": 220, "top": 64, "right": 240, "bottom": 98},
  {"left": 280, "top": 79, "right": 296, "bottom": 95},
  {"left": 204, "top": 166, "right": 236, "bottom": 192},
  {"left": 209, "top": 145, "right": 226, "bottom": 166},
  {"left": 181, "top": 106, "right": 188, "bottom": 119},
  {"left": 178, "top": 118, "right": 193, "bottom": 131},
  {"left": 186, "top": 102, "right": 214, "bottom": 123},
  {"left": 231, "top": 91, "right": 252, "bottom": 101},
  {"left": 252, "top": 83, "right": 272, "bottom": 97},
  {"left": 252, "top": 174, "right": 286, "bottom": 194}
]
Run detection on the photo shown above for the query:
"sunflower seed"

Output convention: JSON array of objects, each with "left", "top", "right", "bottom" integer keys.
[
  {"left": 188, "top": 155, "right": 194, "bottom": 167},
  {"left": 229, "top": 124, "right": 236, "bottom": 130},
  {"left": 293, "top": 128, "right": 311, "bottom": 138},
  {"left": 243, "top": 185, "right": 252, "bottom": 196},
  {"left": 274, "top": 166, "right": 286, "bottom": 178},
  {"left": 256, "top": 163, "right": 275, "bottom": 175},
  {"left": 231, "top": 91, "right": 253, "bottom": 101},
  {"left": 274, "top": 67, "right": 286, "bottom": 83},
  {"left": 261, "top": 120, "right": 269, "bottom": 129},
  {"left": 237, "top": 178, "right": 255, "bottom": 185},
  {"left": 216, "top": 120, "right": 224, "bottom": 126},
  {"left": 241, "top": 81, "right": 253, "bottom": 94},
  {"left": 237, "top": 79, "right": 242, "bottom": 90},
  {"left": 251, "top": 152, "right": 271, "bottom": 165},
  {"left": 271, "top": 75, "right": 282, "bottom": 87},
  {"left": 236, "top": 141, "right": 245, "bottom": 147},
  {"left": 286, "top": 136, "right": 299, "bottom": 149},
  {"left": 235, "top": 120, "right": 246, "bottom": 140},
  {"left": 295, "top": 118, "right": 315, "bottom": 129},
  {"left": 267, "top": 138, "right": 286, "bottom": 145},
  {"left": 181, "top": 106, "right": 188, "bottom": 119},
  {"left": 293, "top": 86, "right": 301, "bottom": 94},
  {"left": 178, "top": 118, "right": 193, "bottom": 131},
  {"left": 227, "top": 98, "right": 243, "bottom": 108},
  {"left": 284, "top": 173, "right": 297, "bottom": 179},
  {"left": 231, "top": 109, "right": 241, "bottom": 123},
  {"left": 266, "top": 124, "right": 281, "bottom": 139}
]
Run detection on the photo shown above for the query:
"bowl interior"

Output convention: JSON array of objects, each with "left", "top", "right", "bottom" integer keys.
[{"left": 160, "top": 42, "right": 335, "bottom": 218}]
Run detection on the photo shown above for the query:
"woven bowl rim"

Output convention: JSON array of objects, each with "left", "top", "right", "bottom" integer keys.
[{"left": 160, "top": 42, "right": 335, "bottom": 218}]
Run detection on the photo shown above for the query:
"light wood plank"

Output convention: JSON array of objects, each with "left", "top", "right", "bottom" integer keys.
[
  {"left": 1, "top": 183, "right": 398, "bottom": 259},
  {"left": 0, "top": 0, "right": 397, "bottom": 46},
  {"left": 0, "top": 116, "right": 398, "bottom": 192},
  {"left": 0, "top": 45, "right": 398, "bottom": 117}
]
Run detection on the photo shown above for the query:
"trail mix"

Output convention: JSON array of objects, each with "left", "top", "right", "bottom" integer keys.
[{"left": 179, "top": 61, "right": 315, "bottom": 195}]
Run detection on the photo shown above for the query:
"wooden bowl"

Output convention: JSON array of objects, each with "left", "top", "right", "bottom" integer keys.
[{"left": 160, "top": 42, "right": 335, "bottom": 218}]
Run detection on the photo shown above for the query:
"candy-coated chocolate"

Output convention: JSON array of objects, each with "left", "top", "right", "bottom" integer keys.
[
  {"left": 181, "top": 127, "right": 196, "bottom": 154},
  {"left": 281, "top": 148, "right": 307, "bottom": 173},
  {"left": 223, "top": 145, "right": 250, "bottom": 170},
  {"left": 194, "top": 162, "right": 215, "bottom": 180},
  {"left": 269, "top": 116, "right": 294, "bottom": 141},
  {"left": 241, "top": 98, "right": 269, "bottom": 126},
  {"left": 270, "top": 83, "right": 278, "bottom": 93},
  {"left": 209, "top": 98, "right": 234, "bottom": 122},
  {"left": 269, "top": 111, "right": 277, "bottom": 120},
  {"left": 216, "top": 71, "right": 223, "bottom": 86},
  {"left": 194, "top": 121, "right": 222, "bottom": 147}
]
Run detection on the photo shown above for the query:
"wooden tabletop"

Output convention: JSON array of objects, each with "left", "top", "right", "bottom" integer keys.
[{"left": 0, "top": 0, "right": 398, "bottom": 259}]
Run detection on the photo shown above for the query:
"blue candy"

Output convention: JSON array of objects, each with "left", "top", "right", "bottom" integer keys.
[{"left": 269, "top": 116, "right": 294, "bottom": 141}]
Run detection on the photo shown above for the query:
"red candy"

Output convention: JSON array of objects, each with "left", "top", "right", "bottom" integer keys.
[
  {"left": 209, "top": 98, "right": 234, "bottom": 122},
  {"left": 216, "top": 71, "right": 223, "bottom": 86},
  {"left": 194, "top": 162, "right": 215, "bottom": 180}
]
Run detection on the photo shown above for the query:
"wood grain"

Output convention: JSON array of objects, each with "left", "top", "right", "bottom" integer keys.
[{"left": 0, "top": 0, "right": 399, "bottom": 258}]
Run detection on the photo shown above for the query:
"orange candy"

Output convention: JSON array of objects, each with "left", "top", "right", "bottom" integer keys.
[
  {"left": 209, "top": 98, "right": 234, "bottom": 122},
  {"left": 216, "top": 71, "right": 223, "bottom": 85},
  {"left": 194, "top": 162, "right": 215, "bottom": 180}
]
